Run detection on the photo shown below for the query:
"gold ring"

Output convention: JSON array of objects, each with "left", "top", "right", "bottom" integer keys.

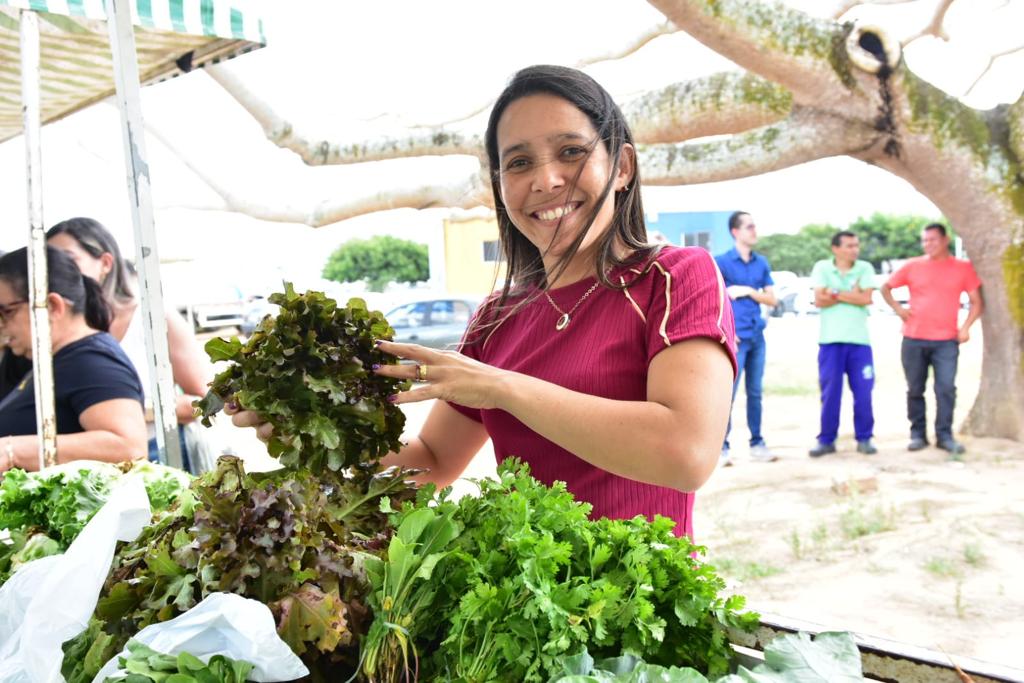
[{"left": 416, "top": 364, "right": 428, "bottom": 382}]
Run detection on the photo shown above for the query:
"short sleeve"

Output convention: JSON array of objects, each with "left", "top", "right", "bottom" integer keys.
[
  {"left": 644, "top": 248, "right": 738, "bottom": 379},
  {"left": 64, "top": 349, "right": 143, "bottom": 419},
  {"left": 858, "top": 264, "right": 878, "bottom": 289},
  {"left": 961, "top": 261, "right": 982, "bottom": 292},
  {"left": 810, "top": 261, "right": 827, "bottom": 288},
  {"left": 887, "top": 262, "right": 910, "bottom": 288}
]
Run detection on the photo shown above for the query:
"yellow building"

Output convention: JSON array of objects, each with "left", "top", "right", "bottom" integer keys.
[{"left": 440, "top": 214, "right": 505, "bottom": 295}]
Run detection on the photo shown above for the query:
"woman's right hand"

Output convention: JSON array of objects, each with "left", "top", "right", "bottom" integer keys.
[{"left": 223, "top": 400, "right": 275, "bottom": 442}]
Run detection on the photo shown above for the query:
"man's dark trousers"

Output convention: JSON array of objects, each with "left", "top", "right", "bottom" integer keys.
[
  {"left": 817, "top": 343, "right": 874, "bottom": 445},
  {"left": 901, "top": 337, "right": 959, "bottom": 443}
]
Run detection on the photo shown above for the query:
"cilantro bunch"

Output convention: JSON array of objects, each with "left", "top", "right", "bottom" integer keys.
[
  {"left": 196, "top": 286, "right": 408, "bottom": 474},
  {"left": 365, "top": 460, "right": 759, "bottom": 682}
]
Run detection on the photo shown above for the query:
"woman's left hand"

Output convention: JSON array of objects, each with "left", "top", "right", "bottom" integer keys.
[{"left": 373, "top": 340, "right": 510, "bottom": 410}]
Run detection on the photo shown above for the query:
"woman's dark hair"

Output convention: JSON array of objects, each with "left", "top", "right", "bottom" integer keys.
[
  {"left": 46, "top": 217, "right": 134, "bottom": 305},
  {"left": 0, "top": 246, "right": 112, "bottom": 332},
  {"left": 478, "top": 65, "right": 654, "bottom": 332}
]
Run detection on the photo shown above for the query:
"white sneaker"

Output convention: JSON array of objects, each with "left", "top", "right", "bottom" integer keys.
[
  {"left": 749, "top": 444, "right": 778, "bottom": 462},
  {"left": 719, "top": 448, "right": 733, "bottom": 467}
]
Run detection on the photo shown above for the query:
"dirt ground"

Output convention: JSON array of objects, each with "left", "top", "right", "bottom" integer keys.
[{"left": 218, "top": 312, "right": 1024, "bottom": 671}]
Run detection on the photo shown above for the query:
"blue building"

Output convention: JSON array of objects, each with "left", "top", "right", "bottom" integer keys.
[{"left": 646, "top": 211, "right": 734, "bottom": 256}]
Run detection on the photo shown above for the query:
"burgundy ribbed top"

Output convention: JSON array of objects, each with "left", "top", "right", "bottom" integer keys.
[{"left": 450, "top": 246, "right": 737, "bottom": 538}]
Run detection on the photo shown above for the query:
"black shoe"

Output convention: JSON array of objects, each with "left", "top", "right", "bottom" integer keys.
[
  {"left": 907, "top": 437, "right": 929, "bottom": 452},
  {"left": 809, "top": 442, "right": 836, "bottom": 458},
  {"left": 937, "top": 439, "right": 966, "bottom": 458},
  {"left": 856, "top": 440, "right": 878, "bottom": 455}
]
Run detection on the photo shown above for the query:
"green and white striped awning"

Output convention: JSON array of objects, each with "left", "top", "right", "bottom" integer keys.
[{"left": 0, "top": 0, "right": 265, "bottom": 143}]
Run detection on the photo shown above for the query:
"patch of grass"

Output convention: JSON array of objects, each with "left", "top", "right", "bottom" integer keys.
[
  {"left": 920, "top": 500, "right": 933, "bottom": 523},
  {"left": 924, "top": 556, "right": 963, "bottom": 579},
  {"left": 840, "top": 501, "right": 896, "bottom": 540},
  {"left": 713, "top": 557, "right": 784, "bottom": 582},
  {"left": 963, "top": 543, "right": 986, "bottom": 567},
  {"left": 811, "top": 522, "right": 829, "bottom": 547},
  {"left": 788, "top": 529, "right": 803, "bottom": 560},
  {"left": 955, "top": 580, "right": 966, "bottom": 619}
]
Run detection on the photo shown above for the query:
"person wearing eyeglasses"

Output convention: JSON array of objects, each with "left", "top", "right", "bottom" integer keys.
[
  {"left": 46, "top": 217, "right": 212, "bottom": 470},
  {"left": 0, "top": 246, "right": 146, "bottom": 474},
  {"left": 0, "top": 250, "right": 32, "bottom": 402}
]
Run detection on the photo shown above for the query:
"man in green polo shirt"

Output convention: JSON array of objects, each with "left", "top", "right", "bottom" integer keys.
[{"left": 808, "top": 231, "right": 877, "bottom": 457}]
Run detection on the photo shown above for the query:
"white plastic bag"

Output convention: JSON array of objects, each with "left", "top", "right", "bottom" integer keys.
[
  {"left": 92, "top": 592, "right": 309, "bottom": 683},
  {"left": 183, "top": 418, "right": 221, "bottom": 475},
  {"left": 0, "top": 476, "right": 151, "bottom": 683}
]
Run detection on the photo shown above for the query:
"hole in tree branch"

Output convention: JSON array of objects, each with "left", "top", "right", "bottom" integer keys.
[{"left": 858, "top": 33, "right": 886, "bottom": 64}]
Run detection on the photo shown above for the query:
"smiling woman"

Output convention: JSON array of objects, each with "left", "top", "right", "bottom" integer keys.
[
  {"left": 228, "top": 65, "right": 739, "bottom": 540},
  {"left": 0, "top": 247, "right": 147, "bottom": 474}
]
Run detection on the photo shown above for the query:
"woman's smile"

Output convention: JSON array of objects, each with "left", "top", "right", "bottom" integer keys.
[{"left": 530, "top": 201, "right": 582, "bottom": 223}]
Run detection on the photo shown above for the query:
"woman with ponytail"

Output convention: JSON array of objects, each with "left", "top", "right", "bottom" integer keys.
[
  {"left": 0, "top": 247, "right": 146, "bottom": 473},
  {"left": 47, "top": 217, "right": 212, "bottom": 469}
]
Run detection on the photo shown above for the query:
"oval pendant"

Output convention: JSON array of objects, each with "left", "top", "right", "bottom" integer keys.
[{"left": 555, "top": 313, "right": 570, "bottom": 331}]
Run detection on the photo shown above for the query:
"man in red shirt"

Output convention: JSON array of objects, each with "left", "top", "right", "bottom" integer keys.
[{"left": 880, "top": 224, "right": 983, "bottom": 458}]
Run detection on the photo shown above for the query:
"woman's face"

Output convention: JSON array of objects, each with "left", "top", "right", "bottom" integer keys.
[
  {"left": 47, "top": 232, "right": 108, "bottom": 283},
  {"left": 496, "top": 93, "right": 633, "bottom": 275},
  {"left": 0, "top": 280, "right": 32, "bottom": 358}
]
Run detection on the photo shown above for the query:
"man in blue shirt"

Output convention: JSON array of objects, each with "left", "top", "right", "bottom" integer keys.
[{"left": 714, "top": 211, "right": 778, "bottom": 465}]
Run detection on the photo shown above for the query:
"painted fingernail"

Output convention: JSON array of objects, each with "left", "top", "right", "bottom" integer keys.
[
  {"left": 387, "top": 394, "right": 397, "bottom": 402},
  {"left": 371, "top": 363, "right": 381, "bottom": 370},
  {"left": 375, "top": 340, "right": 384, "bottom": 347},
  {"left": 226, "top": 401, "right": 238, "bottom": 411}
]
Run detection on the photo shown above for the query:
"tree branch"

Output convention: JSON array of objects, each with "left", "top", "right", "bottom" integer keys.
[
  {"left": 144, "top": 117, "right": 491, "bottom": 227},
  {"left": 193, "top": 168, "right": 489, "bottom": 227},
  {"left": 900, "top": 0, "right": 954, "bottom": 45},
  {"left": 962, "top": 43, "right": 1024, "bottom": 98},
  {"left": 206, "top": 64, "right": 485, "bottom": 165},
  {"left": 638, "top": 107, "right": 880, "bottom": 184},
  {"left": 210, "top": 59, "right": 800, "bottom": 172},
  {"left": 414, "top": 20, "right": 683, "bottom": 128},
  {"left": 576, "top": 20, "right": 679, "bottom": 67},
  {"left": 625, "top": 71, "right": 792, "bottom": 143},
  {"left": 829, "top": 0, "right": 919, "bottom": 20},
  {"left": 647, "top": 0, "right": 868, "bottom": 111}
]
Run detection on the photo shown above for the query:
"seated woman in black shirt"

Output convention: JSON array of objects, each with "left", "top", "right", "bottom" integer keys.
[{"left": 0, "top": 246, "right": 146, "bottom": 473}]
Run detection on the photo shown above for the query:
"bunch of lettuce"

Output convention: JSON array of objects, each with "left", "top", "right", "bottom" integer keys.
[
  {"left": 63, "top": 456, "right": 420, "bottom": 682},
  {"left": 363, "top": 460, "right": 760, "bottom": 683},
  {"left": 0, "top": 461, "right": 191, "bottom": 583},
  {"left": 196, "top": 285, "right": 408, "bottom": 474},
  {"left": 102, "top": 639, "right": 254, "bottom": 683}
]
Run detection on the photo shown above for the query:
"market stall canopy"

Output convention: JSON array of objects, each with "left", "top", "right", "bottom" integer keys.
[{"left": 0, "top": 0, "right": 265, "bottom": 144}]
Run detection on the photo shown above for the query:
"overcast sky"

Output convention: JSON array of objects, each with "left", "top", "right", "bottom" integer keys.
[{"left": 1, "top": 0, "right": 1021, "bottom": 298}]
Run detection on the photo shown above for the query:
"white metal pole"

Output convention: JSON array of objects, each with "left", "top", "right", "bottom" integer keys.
[
  {"left": 104, "top": 0, "right": 182, "bottom": 468},
  {"left": 20, "top": 10, "right": 58, "bottom": 470}
]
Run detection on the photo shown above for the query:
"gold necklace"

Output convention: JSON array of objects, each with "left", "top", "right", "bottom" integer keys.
[{"left": 544, "top": 280, "right": 600, "bottom": 331}]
